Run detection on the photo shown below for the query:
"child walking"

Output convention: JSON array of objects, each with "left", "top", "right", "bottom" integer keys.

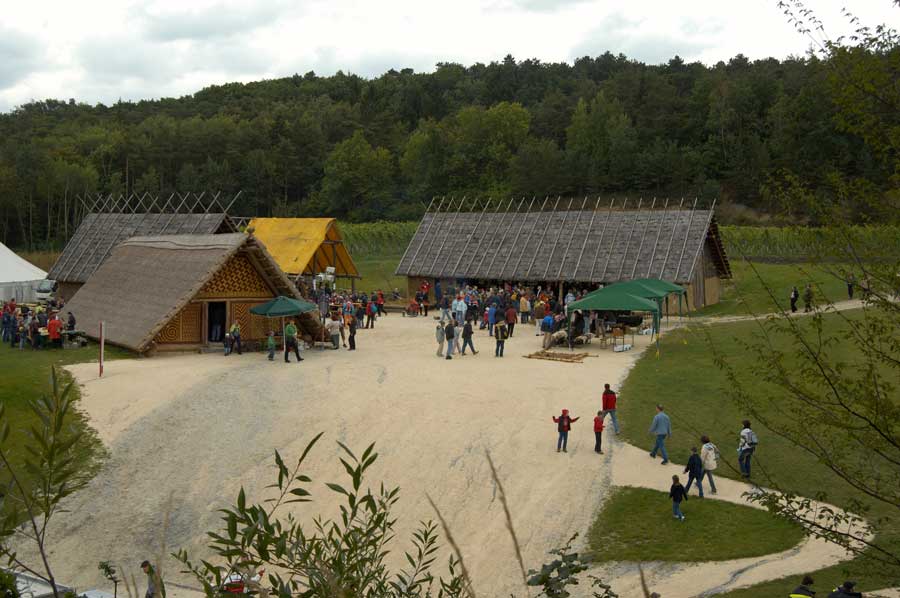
[
  {"left": 593, "top": 410, "right": 605, "bottom": 453},
  {"left": 552, "top": 409, "right": 579, "bottom": 453},
  {"left": 669, "top": 475, "right": 688, "bottom": 521},
  {"left": 684, "top": 447, "right": 704, "bottom": 497},
  {"left": 266, "top": 331, "right": 276, "bottom": 361}
]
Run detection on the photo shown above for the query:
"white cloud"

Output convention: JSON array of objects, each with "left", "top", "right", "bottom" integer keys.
[{"left": 0, "top": 0, "right": 895, "bottom": 112}]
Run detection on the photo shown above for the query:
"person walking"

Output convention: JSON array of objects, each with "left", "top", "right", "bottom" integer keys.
[
  {"left": 348, "top": 315, "right": 357, "bottom": 350},
  {"left": 461, "top": 318, "right": 477, "bottom": 355},
  {"left": 649, "top": 404, "right": 672, "bottom": 464},
  {"left": 789, "top": 575, "right": 816, "bottom": 597},
  {"left": 140, "top": 561, "right": 166, "bottom": 598},
  {"left": 494, "top": 319, "right": 508, "bottom": 357},
  {"left": 846, "top": 273, "right": 855, "bottom": 300},
  {"left": 669, "top": 475, "right": 688, "bottom": 522},
  {"left": 435, "top": 322, "right": 445, "bottom": 357},
  {"left": 827, "top": 581, "right": 862, "bottom": 598},
  {"left": 552, "top": 409, "right": 579, "bottom": 453},
  {"left": 700, "top": 435, "right": 719, "bottom": 495},
  {"left": 453, "top": 295, "right": 466, "bottom": 327},
  {"left": 505, "top": 304, "right": 517, "bottom": 337},
  {"left": 593, "top": 411, "right": 605, "bottom": 454},
  {"left": 803, "top": 284, "right": 814, "bottom": 313},
  {"left": 444, "top": 319, "right": 456, "bottom": 360},
  {"left": 365, "top": 298, "right": 376, "bottom": 329},
  {"left": 684, "top": 447, "right": 704, "bottom": 497},
  {"left": 487, "top": 303, "right": 497, "bottom": 337},
  {"left": 440, "top": 294, "right": 451, "bottom": 323},
  {"left": 284, "top": 321, "right": 303, "bottom": 362},
  {"left": 266, "top": 331, "right": 276, "bottom": 361},
  {"left": 520, "top": 294, "right": 530, "bottom": 324},
  {"left": 601, "top": 383, "right": 620, "bottom": 433},
  {"left": 790, "top": 286, "right": 800, "bottom": 313},
  {"left": 229, "top": 321, "right": 243, "bottom": 354},
  {"left": 738, "top": 419, "right": 758, "bottom": 478}
]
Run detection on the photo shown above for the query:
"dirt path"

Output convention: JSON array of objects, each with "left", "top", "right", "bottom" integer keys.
[
  {"left": 692, "top": 298, "right": 867, "bottom": 325},
  {"left": 14, "top": 315, "right": 863, "bottom": 597}
]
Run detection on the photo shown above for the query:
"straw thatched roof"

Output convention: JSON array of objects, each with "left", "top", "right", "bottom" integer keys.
[
  {"left": 49, "top": 212, "right": 235, "bottom": 283},
  {"left": 395, "top": 199, "right": 730, "bottom": 284},
  {"left": 65, "top": 233, "right": 299, "bottom": 352},
  {"left": 247, "top": 217, "right": 359, "bottom": 277}
]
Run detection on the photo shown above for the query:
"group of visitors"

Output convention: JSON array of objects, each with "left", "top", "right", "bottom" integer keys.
[
  {"left": 550, "top": 383, "right": 620, "bottom": 453},
  {"left": 789, "top": 284, "right": 815, "bottom": 313},
  {"left": 2, "top": 300, "right": 75, "bottom": 350},
  {"left": 790, "top": 576, "right": 864, "bottom": 597}
]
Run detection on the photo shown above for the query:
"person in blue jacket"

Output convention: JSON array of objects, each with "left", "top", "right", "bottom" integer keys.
[{"left": 649, "top": 404, "right": 672, "bottom": 464}]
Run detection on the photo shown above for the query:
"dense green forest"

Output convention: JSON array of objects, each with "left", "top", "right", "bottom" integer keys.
[{"left": 1, "top": 49, "right": 897, "bottom": 250}]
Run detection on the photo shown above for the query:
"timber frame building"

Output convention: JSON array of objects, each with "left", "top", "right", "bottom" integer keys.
[{"left": 395, "top": 198, "right": 731, "bottom": 310}]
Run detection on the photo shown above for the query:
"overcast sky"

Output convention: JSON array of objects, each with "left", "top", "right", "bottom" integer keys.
[{"left": 1, "top": 0, "right": 895, "bottom": 112}]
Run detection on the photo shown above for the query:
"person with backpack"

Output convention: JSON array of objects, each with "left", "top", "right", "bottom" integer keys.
[
  {"left": 683, "top": 447, "right": 704, "bottom": 497},
  {"left": 789, "top": 575, "right": 816, "bottom": 597},
  {"left": 494, "top": 319, "right": 508, "bottom": 357},
  {"left": 700, "top": 435, "right": 719, "bottom": 495},
  {"left": 738, "top": 420, "right": 758, "bottom": 478},
  {"left": 552, "top": 409, "right": 579, "bottom": 453},
  {"left": 593, "top": 410, "right": 605, "bottom": 454},
  {"left": 444, "top": 319, "right": 456, "bottom": 360}
]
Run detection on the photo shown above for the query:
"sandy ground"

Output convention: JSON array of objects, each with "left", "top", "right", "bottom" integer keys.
[{"left": 13, "top": 315, "right": 868, "bottom": 597}]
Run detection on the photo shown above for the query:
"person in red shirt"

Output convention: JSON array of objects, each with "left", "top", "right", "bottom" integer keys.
[
  {"left": 376, "top": 290, "right": 385, "bottom": 316},
  {"left": 593, "top": 410, "right": 605, "bottom": 453},
  {"left": 47, "top": 315, "right": 63, "bottom": 349},
  {"left": 505, "top": 305, "right": 517, "bottom": 337},
  {"left": 552, "top": 409, "right": 579, "bottom": 453},
  {"left": 601, "top": 383, "right": 620, "bottom": 433}
]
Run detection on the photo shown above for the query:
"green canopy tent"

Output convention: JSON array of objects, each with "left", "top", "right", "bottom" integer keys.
[
  {"left": 250, "top": 296, "right": 318, "bottom": 350},
  {"left": 581, "top": 278, "right": 686, "bottom": 328},
  {"left": 566, "top": 284, "right": 662, "bottom": 349}
]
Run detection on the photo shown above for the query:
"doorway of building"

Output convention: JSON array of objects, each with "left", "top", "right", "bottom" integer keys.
[{"left": 208, "top": 302, "right": 226, "bottom": 342}]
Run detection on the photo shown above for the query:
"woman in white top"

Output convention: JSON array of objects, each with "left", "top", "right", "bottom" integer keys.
[{"left": 700, "top": 435, "right": 719, "bottom": 495}]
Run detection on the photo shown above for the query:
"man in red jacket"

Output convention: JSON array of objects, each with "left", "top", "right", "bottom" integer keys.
[{"left": 601, "top": 383, "right": 620, "bottom": 433}]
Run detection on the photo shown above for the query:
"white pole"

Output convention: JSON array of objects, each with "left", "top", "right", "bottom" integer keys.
[{"left": 99, "top": 320, "right": 105, "bottom": 377}]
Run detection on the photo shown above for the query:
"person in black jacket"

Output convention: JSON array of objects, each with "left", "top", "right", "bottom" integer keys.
[
  {"left": 827, "top": 581, "right": 862, "bottom": 598},
  {"left": 789, "top": 575, "right": 816, "bottom": 597},
  {"left": 669, "top": 475, "right": 687, "bottom": 521},
  {"left": 460, "top": 318, "right": 477, "bottom": 355},
  {"left": 684, "top": 447, "right": 705, "bottom": 497},
  {"left": 444, "top": 320, "right": 456, "bottom": 360}
]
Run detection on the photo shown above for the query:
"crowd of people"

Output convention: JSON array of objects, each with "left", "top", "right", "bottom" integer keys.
[{"left": 1, "top": 299, "right": 76, "bottom": 350}]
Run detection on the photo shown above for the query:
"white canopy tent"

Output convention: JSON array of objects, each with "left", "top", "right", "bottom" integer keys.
[{"left": 0, "top": 242, "right": 47, "bottom": 302}]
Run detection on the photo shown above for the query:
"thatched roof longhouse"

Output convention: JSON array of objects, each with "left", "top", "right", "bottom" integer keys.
[
  {"left": 49, "top": 212, "right": 235, "bottom": 284},
  {"left": 396, "top": 198, "right": 730, "bottom": 284},
  {"left": 64, "top": 233, "right": 298, "bottom": 352}
]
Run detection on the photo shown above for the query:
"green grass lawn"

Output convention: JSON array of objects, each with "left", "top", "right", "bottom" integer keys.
[
  {"left": 589, "top": 487, "right": 804, "bottom": 562},
  {"left": 0, "top": 341, "right": 130, "bottom": 515},
  {"left": 613, "top": 311, "right": 898, "bottom": 595},
  {"left": 694, "top": 261, "right": 852, "bottom": 317},
  {"left": 354, "top": 254, "right": 405, "bottom": 295}
]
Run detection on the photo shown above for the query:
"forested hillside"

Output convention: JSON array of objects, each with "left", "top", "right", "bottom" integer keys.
[{"left": 1, "top": 50, "right": 897, "bottom": 250}]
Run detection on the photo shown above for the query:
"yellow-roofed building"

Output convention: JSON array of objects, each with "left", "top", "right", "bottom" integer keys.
[{"left": 248, "top": 218, "right": 360, "bottom": 280}]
